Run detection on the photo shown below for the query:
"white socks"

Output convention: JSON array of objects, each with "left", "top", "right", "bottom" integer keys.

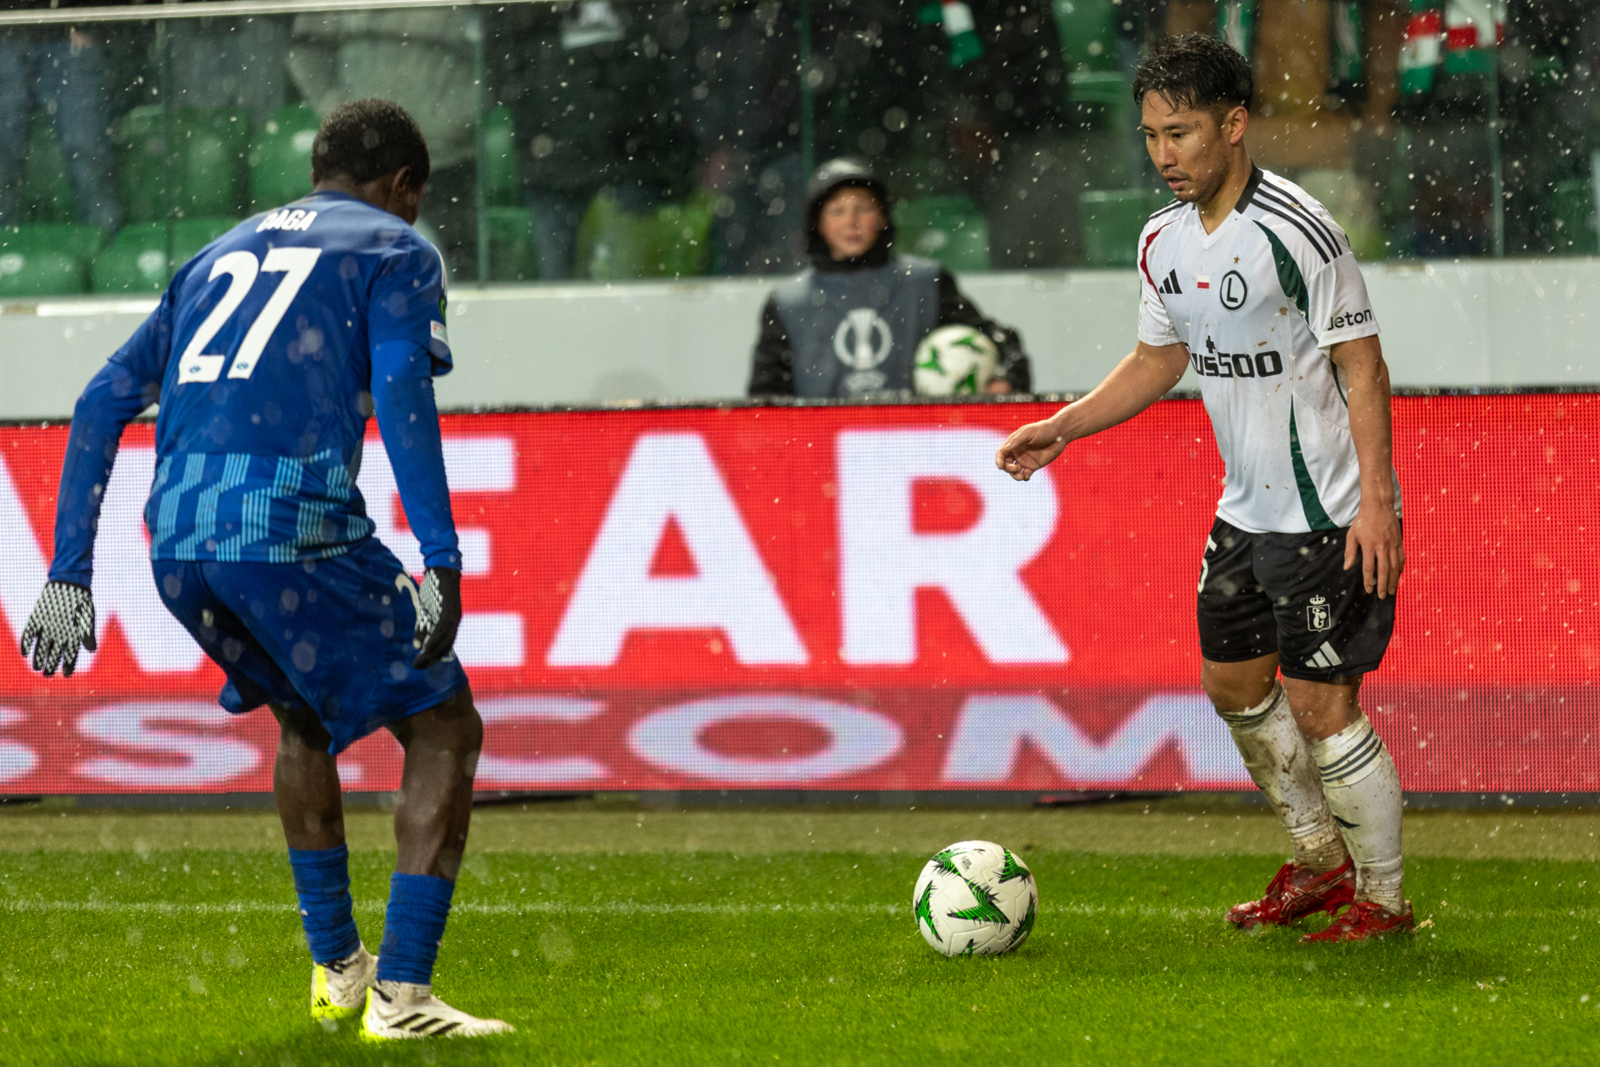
[
  {"left": 1310, "top": 713, "right": 1406, "bottom": 914},
  {"left": 1218, "top": 683, "right": 1348, "bottom": 873}
]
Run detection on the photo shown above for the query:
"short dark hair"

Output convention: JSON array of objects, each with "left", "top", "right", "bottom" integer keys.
[
  {"left": 1131, "top": 33, "right": 1253, "bottom": 116},
  {"left": 311, "top": 98, "right": 431, "bottom": 187}
]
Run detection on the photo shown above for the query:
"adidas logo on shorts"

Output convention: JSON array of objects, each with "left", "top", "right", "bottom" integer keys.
[{"left": 1305, "top": 641, "right": 1343, "bottom": 670}]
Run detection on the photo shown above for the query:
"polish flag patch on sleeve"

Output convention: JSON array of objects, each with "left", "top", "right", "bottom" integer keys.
[{"left": 1195, "top": 275, "right": 1211, "bottom": 290}]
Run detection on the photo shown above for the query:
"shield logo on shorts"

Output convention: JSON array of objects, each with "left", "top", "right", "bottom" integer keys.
[{"left": 1307, "top": 595, "right": 1331, "bottom": 632}]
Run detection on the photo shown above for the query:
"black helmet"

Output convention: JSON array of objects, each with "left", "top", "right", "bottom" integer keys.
[{"left": 803, "top": 157, "right": 894, "bottom": 260}]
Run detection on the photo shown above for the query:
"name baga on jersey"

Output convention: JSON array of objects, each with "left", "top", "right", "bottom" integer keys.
[{"left": 115, "top": 190, "right": 452, "bottom": 566}]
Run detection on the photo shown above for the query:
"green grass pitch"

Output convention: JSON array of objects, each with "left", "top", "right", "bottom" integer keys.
[{"left": 2, "top": 799, "right": 1599, "bottom": 1065}]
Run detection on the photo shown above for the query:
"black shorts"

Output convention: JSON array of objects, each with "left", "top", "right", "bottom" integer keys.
[{"left": 1196, "top": 516, "right": 1396, "bottom": 682}]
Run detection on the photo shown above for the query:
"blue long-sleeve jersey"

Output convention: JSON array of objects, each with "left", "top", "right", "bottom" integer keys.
[{"left": 50, "top": 191, "right": 462, "bottom": 586}]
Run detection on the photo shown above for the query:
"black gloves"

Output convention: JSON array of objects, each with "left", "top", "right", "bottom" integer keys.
[
  {"left": 412, "top": 567, "right": 462, "bottom": 669},
  {"left": 20, "top": 580, "right": 97, "bottom": 677}
]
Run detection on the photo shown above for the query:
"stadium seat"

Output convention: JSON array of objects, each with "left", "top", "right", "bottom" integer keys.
[
  {"left": 21, "top": 111, "right": 77, "bottom": 225},
  {"left": 654, "top": 195, "right": 714, "bottom": 278},
  {"left": 0, "top": 223, "right": 107, "bottom": 264},
  {"left": 482, "top": 106, "right": 521, "bottom": 208},
  {"left": 113, "top": 107, "right": 164, "bottom": 224},
  {"left": 576, "top": 192, "right": 715, "bottom": 280},
  {"left": 92, "top": 223, "right": 174, "bottom": 293},
  {"left": 115, "top": 106, "right": 251, "bottom": 223},
  {"left": 91, "top": 218, "right": 239, "bottom": 293},
  {"left": 0, "top": 246, "right": 87, "bottom": 298},
  {"left": 248, "top": 104, "right": 320, "bottom": 211},
  {"left": 894, "top": 197, "right": 991, "bottom": 272},
  {"left": 485, "top": 206, "right": 539, "bottom": 282},
  {"left": 1550, "top": 179, "right": 1598, "bottom": 256},
  {"left": 1078, "top": 189, "right": 1172, "bottom": 268},
  {"left": 171, "top": 217, "right": 239, "bottom": 262},
  {"left": 576, "top": 193, "right": 652, "bottom": 280},
  {"left": 1051, "top": 0, "right": 1121, "bottom": 73},
  {"left": 1068, "top": 70, "right": 1132, "bottom": 128},
  {"left": 181, "top": 109, "right": 251, "bottom": 218},
  {"left": 0, "top": 223, "right": 104, "bottom": 297}
]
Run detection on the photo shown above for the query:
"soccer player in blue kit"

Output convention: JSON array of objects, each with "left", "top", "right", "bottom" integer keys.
[{"left": 18, "top": 100, "right": 511, "bottom": 1039}]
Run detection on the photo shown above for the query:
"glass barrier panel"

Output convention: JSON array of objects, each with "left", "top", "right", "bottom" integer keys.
[{"left": 0, "top": 0, "right": 1594, "bottom": 303}]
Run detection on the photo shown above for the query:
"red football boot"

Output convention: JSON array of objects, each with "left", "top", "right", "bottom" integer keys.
[
  {"left": 1226, "top": 859, "right": 1355, "bottom": 930},
  {"left": 1299, "top": 899, "right": 1415, "bottom": 943}
]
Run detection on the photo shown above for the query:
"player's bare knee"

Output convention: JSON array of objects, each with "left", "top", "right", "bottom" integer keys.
[
  {"left": 1279, "top": 675, "right": 1363, "bottom": 741},
  {"left": 434, "top": 690, "right": 483, "bottom": 770},
  {"left": 1201, "top": 661, "right": 1277, "bottom": 715}
]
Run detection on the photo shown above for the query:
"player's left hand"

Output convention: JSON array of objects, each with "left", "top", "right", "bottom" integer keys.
[
  {"left": 412, "top": 567, "right": 462, "bottom": 669},
  {"left": 985, "top": 379, "right": 1013, "bottom": 395},
  {"left": 1344, "top": 502, "right": 1403, "bottom": 599},
  {"left": 19, "top": 580, "right": 97, "bottom": 677}
]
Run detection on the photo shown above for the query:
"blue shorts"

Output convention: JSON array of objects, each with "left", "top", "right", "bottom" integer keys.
[{"left": 153, "top": 537, "right": 470, "bottom": 753}]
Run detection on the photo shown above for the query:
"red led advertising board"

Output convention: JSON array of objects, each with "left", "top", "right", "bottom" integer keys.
[{"left": 0, "top": 395, "right": 1594, "bottom": 795}]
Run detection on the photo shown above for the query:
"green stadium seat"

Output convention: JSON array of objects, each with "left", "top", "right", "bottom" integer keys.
[
  {"left": 113, "top": 107, "right": 165, "bottom": 224},
  {"left": 1068, "top": 70, "right": 1134, "bottom": 133},
  {"left": 172, "top": 217, "right": 239, "bottom": 262},
  {"left": 894, "top": 196, "right": 991, "bottom": 272},
  {"left": 91, "top": 218, "right": 240, "bottom": 293},
  {"left": 1078, "top": 189, "right": 1173, "bottom": 268},
  {"left": 575, "top": 192, "right": 714, "bottom": 280},
  {"left": 0, "top": 224, "right": 104, "bottom": 296},
  {"left": 181, "top": 110, "right": 251, "bottom": 218},
  {"left": 0, "top": 247, "right": 87, "bottom": 298},
  {"left": 485, "top": 206, "right": 538, "bottom": 282},
  {"left": 0, "top": 223, "right": 106, "bottom": 263},
  {"left": 92, "top": 223, "right": 175, "bottom": 293},
  {"left": 482, "top": 106, "right": 521, "bottom": 208},
  {"left": 1550, "top": 180, "right": 1598, "bottom": 256},
  {"left": 654, "top": 195, "right": 714, "bottom": 278},
  {"left": 1051, "top": 0, "right": 1121, "bottom": 73},
  {"left": 115, "top": 106, "right": 252, "bottom": 224},
  {"left": 576, "top": 193, "right": 654, "bottom": 280},
  {"left": 22, "top": 112, "right": 77, "bottom": 225},
  {"left": 248, "top": 104, "right": 320, "bottom": 211}
]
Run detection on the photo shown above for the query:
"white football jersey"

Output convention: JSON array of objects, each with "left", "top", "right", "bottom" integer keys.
[{"left": 1136, "top": 166, "right": 1399, "bottom": 534}]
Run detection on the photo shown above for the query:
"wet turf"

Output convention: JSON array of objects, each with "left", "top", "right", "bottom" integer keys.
[{"left": 1, "top": 803, "right": 1598, "bottom": 1065}]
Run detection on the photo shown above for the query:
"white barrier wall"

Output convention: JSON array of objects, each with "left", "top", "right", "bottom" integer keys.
[{"left": 4, "top": 258, "right": 1599, "bottom": 418}]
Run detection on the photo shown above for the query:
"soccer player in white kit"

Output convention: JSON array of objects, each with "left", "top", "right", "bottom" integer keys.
[{"left": 997, "top": 33, "right": 1411, "bottom": 941}]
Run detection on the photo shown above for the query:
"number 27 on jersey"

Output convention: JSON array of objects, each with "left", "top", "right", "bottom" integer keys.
[{"left": 176, "top": 247, "right": 322, "bottom": 385}]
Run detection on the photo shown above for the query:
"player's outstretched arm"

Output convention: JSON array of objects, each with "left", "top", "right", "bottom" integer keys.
[
  {"left": 23, "top": 321, "right": 167, "bottom": 677},
  {"left": 371, "top": 339, "right": 464, "bottom": 668},
  {"left": 1330, "top": 335, "right": 1403, "bottom": 598},
  {"left": 995, "top": 340, "right": 1189, "bottom": 481}
]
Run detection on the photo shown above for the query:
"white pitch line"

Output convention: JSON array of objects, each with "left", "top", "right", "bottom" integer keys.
[
  {"left": 0, "top": 900, "right": 911, "bottom": 918},
  {"left": 3, "top": 899, "right": 1578, "bottom": 922},
  {"left": 0, "top": 900, "right": 1218, "bottom": 921}
]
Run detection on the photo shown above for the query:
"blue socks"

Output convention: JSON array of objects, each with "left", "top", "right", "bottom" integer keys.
[
  {"left": 376, "top": 873, "right": 456, "bottom": 986},
  {"left": 287, "top": 845, "right": 361, "bottom": 964},
  {"left": 287, "top": 848, "right": 455, "bottom": 983}
]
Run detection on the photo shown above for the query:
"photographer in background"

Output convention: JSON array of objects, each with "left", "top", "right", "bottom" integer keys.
[{"left": 748, "top": 158, "right": 1030, "bottom": 398}]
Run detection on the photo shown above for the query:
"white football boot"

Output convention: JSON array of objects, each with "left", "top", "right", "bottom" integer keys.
[
  {"left": 310, "top": 944, "right": 377, "bottom": 1020},
  {"left": 361, "top": 980, "right": 514, "bottom": 1040}
]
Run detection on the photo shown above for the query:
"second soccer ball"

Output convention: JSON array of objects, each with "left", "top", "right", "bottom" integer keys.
[
  {"left": 913, "top": 325, "right": 999, "bottom": 396},
  {"left": 913, "top": 839, "right": 1038, "bottom": 956}
]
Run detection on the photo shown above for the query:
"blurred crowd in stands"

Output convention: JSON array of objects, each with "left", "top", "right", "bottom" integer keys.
[{"left": 0, "top": 0, "right": 1598, "bottom": 293}]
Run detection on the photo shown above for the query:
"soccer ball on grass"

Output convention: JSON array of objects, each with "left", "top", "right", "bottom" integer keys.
[
  {"left": 913, "top": 325, "right": 1000, "bottom": 396},
  {"left": 913, "top": 840, "right": 1038, "bottom": 956}
]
